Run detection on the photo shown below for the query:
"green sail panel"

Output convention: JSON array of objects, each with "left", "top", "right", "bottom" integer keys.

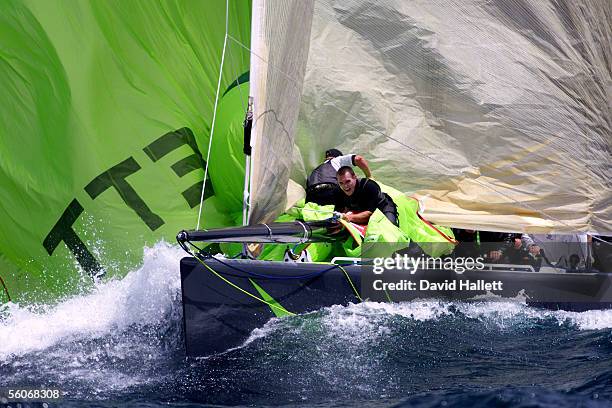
[{"left": 0, "top": 0, "right": 251, "bottom": 304}]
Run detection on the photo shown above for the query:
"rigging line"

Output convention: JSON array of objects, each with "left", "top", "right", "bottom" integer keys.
[
  {"left": 227, "top": 34, "right": 598, "bottom": 234},
  {"left": 196, "top": 0, "right": 230, "bottom": 230},
  {"left": 227, "top": 34, "right": 302, "bottom": 93},
  {"left": 209, "top": 252, "right": 343, "bottom": 280},
  {"left": 592, "top": 235, "right": 612, "bottom": 245},
  {"left": 321, "top": 96, "right": 580, "bottom": 230},
  {"left": 227, "top": 37, "right": 484, "bottom": 180},
  {"left": 184, "top": 241, "right": 348, "bottom": 281},
  {"left": 297, "top": 220, "right": 309, "bottom": 243},
  {"left": 192, "top": 240, "right": 362, "bottom": 300},
  {"left": 231, "top": 29, "right": 474, "bottom": 174},
  {"left": 227, "top": 34, "right": 442, "bottom": 166},
  {"left": 184, "top": 240, "right": 329, "bottom": 279},
  {"left": 193, "top": 253, "right": 296, "bottom": 316},
  {"left": 336, "top": 264, "right": 363, "bottom": 302}
]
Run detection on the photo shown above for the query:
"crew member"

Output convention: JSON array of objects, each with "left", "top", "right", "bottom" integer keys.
[
  {"left": 452, "top": 229, "right": 520, "bottom": 263},
  {"left": 306, "top": 149, "right": 371, "bottom": 206},
  {"left": 335, "top": 166, "right": 398, "bottom": 225}
]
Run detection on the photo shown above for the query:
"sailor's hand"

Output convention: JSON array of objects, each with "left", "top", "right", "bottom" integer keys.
[
  {"left": 328, "top": 223, "right": 343, "bottom": 234},
  {"left": 341, "top": 212, "right": 352, "bottom": 222},
  {"left": 528, "top": 245, "right": 541, "bottom": 256},
  {"left": 332, "top": 211, "right": 343, "bottom": 221},
  {"left": 488, "top": 250, "right": 502, "bottom": 261}
]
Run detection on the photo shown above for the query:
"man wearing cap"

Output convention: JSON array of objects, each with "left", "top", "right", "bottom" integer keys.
[{"left": 305, "top": 149, "right": 372, "bottom": 206}]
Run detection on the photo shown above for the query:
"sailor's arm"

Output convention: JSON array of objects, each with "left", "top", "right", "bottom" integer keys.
[
  {"left": 331, "top": 154, "right": 372, "bottom": 178},
  {"left": 342, "top": 210, "right": 372, "bottom": 224},
  {"left": 353, "top": 155, "right": 372, "bottom": 179}
]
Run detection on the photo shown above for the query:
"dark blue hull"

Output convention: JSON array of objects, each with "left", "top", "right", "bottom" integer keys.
[{"left": 180, "top": 257, "right": 612, "bottom": 357}]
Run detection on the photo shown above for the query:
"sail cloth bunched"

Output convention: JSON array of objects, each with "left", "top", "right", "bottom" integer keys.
[{"left": 296, "top": 0, "right": 611, "bottom": 235}]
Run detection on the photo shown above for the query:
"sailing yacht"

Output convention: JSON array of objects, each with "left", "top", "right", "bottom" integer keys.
[{"left": 177, "top": 0, "right": 612, "bottom": 356}]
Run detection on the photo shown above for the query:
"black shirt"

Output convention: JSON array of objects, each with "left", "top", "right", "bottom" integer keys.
[{"left": 335, "top": 179, "right": 394, "bottom": 214}]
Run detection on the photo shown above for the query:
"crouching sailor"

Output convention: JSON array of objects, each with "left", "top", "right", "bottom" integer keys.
[
  {"left": 306, "top": 149, "right": 372, "bottom": 206},
  {"left": 335, "top": 166, "right": 399, "bottom": 226}
]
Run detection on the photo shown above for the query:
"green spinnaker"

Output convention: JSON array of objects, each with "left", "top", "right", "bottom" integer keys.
[{"left": 0, "top": 0, "right": 251, "bottom": 304}]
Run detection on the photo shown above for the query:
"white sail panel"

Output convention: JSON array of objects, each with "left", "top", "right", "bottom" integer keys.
[
  {"left": 296, "top": 0, "right": 611, "bottom": 234},
  {"left": 248, "top": 0, "right": 315, "bottom": 224}
]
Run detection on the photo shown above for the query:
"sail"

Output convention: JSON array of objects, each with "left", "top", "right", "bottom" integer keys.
[
  {"left": 0, "top": 0, "right": 251, "bottom": 303},
  {"left": 293, "top": 0, "right": 611, "bottom": 234},
  {"left": 247, "top": 0, "right": 315, "bottom": 224}
]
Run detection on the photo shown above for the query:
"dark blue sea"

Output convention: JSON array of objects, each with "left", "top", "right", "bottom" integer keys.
[{"left": 1, "top": 244, "right": 611, "bottom": 407}]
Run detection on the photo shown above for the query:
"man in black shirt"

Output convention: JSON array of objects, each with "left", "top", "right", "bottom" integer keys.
[
  {"left": 335, "top": 166, "right": 398, "bottom": 226},
  {"left": 306, "top": 149, "right": 371, "bottom": 206}
]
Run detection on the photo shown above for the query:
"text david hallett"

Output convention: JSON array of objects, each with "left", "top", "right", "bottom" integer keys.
[
  {"left": 422, "top": 279, "right": 503, "bottom": 291},
  {"left": 372, "top": 279, "right": 503, "bottom": 292}
]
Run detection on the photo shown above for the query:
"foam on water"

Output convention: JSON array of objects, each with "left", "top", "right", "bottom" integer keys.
[
  {"left": 0, "top": 242, "right": 183, "bottom": 360},
  {"left": 245, "top": 298, "right": 612, "bottom": 350},
  {"left": 321, "top": 300, "right": 612, "bottom": 333},
  {"left": 3, "top": 245, "right": 612, "bottom": 364},
  {"left": 1, "top": 247, "right": 611, "bottom": 404}
]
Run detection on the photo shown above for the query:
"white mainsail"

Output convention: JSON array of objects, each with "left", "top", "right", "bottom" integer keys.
[
  {"left": 247, "top": 0, "right": 315, "bottom": 224},
  {"left": 249, "top": 0, "right": 611, "bottom": 234}
]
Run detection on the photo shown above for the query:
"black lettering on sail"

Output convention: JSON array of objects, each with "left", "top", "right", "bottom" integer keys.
[
  {"left": 143, "top": 127, "right": 214, "bottom": 208},
  {"left": 43, "top": 199, "right": 102, "bottom": 277},
  {"left": 84, "top": 157, "right": 164, "bottom": 231}
]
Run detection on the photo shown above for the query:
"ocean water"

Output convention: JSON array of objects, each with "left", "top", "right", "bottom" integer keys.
[{"left": 1, "top": 243, "right": 611, "bottom": 408}]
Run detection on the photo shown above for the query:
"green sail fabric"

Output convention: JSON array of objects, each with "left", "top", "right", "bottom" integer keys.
[
  {"left": 380, "top": 182, "right": 456, "bottom": 258},
  {"left": 256, "top": 197, "right": 454, "bottom": 262},
  {"left": 0, "top": 0, "right": 251, "bottom": 304}
]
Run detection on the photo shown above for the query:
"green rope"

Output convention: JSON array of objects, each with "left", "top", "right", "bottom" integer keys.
[
  {"left": 335, "top": 264, "right": 363, "bottom": 302},
  {"left": 193, "top": 255, "right": 296, "bottom": 316},
  {"left": 193, "top": 254, "right": 362, "bottom": 315}
]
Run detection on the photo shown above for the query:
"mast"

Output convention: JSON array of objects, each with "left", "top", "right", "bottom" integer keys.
[
  {"left": 242, "top": 97, "right": 253, "bottom": 227},
  {"left": 244, "top": 0, "right": 265, "bottom": 226}
]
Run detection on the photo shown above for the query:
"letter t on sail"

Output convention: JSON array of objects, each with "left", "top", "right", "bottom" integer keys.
[
  {"left": 43, "top": 199, "right": 102, "bottom": 277},
  {"left": 85, "top": 157, "right": 164, "bottom": 230}
]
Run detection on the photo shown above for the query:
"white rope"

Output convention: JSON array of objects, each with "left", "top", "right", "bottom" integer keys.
[
  {"left": 296, "top": 220, "right": 309, "bottom": 243},
  {"left": 263, "top": 223, "right": 273, "bottom": 241},
  {"left": 593, "top": 235, "right": 612, "bottom": 245},
  {"left": 228, "top": 34, "right": 301, "bottom": 93},
  {"left": 196, "top": 0, "right": 229, "bottom": 231}
]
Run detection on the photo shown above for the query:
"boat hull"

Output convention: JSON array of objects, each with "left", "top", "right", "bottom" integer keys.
[{"left": 180, "top": 257, "right": 612, "bottom": 357}]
